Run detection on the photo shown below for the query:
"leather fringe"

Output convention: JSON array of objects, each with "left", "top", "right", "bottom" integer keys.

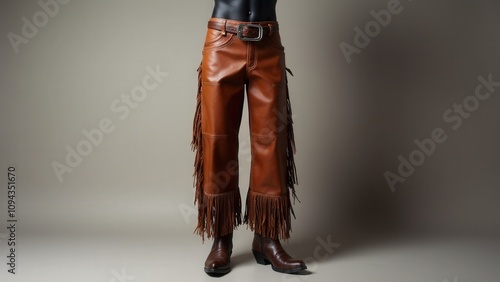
[
  {"left": 192, "top": 63, "right": 203, "bottom": 207},
  {"left": 244, "top": 190, "right": 294, "bottom": 240},
  {"left": 191, "top": 64, "right": 299, "bottom": 241},
  {"left": 243, "top": 68, "right": 299, "bottom": 241},
  {"left": 192, "top": 64, "right": 242, "bottom": 242},
  {"left": 285, "top": 68, "right": 299, "bottom": 204},
  {"left": 195, "top": 190, "right": 242, "bottom": 242}
]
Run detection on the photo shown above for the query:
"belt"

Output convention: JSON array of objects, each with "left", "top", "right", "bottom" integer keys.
[{"left": 207, "top": 20, "right": 279, "bottom": 41}]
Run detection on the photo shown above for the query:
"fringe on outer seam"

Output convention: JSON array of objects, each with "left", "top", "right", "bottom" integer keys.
[
  {"left": 191, "top": 63, "right": 242, "bottom": 242},
  {"left": 285, "top": 68, "right": 299, "bottom": 204},
  {"left": 191, "top": 63, "right": 204, "bottom": 207},
  {"left": 194, "top": 190, "right": 242, "bottom": 242},
  {"left": 242, "top": 68, "right": 299, "bottom": 241},
  {"left": 244, "top": 190, "right": 293, "bottom": 240}
]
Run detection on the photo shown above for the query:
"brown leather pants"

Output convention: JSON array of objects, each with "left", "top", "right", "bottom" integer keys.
[{"left": 192, "top": 18, "right": 298, "bottom": 242}]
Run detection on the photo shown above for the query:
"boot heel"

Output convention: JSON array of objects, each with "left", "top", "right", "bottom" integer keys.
[{"left": 252, "top": 250, "right": 270, "bottom": 265}]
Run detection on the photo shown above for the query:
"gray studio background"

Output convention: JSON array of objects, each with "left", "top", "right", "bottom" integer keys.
[{"left": 1, "top": 0, "right": 500, "bottom": 281}]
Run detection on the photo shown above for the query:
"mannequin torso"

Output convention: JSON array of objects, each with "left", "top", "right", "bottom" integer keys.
[{"left": 211, "top": 0, "right": 277, "bottom": 22}]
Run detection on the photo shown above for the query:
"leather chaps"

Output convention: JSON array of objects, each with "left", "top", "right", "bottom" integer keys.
[{"left": 191, "top": 18, "right": 299, "bottom": 242}]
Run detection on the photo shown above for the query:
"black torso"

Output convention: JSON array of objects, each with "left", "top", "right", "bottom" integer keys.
[{"left": 211, "top": 0, "right": 277, "bottom": 22}]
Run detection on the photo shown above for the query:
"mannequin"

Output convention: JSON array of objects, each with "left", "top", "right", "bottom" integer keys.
[
  {"left": 212, "top": 0, "right": 277, "bottom": 21},
  {"left": 191, "top": 0, "right": 307, "bottom": 275}
]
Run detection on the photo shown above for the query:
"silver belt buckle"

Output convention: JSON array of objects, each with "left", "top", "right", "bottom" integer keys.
[{"left": 237, "top": 24, "right": 263, "bottom": 41}]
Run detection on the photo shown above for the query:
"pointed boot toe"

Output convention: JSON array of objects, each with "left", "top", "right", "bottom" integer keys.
[
  {"left": 204, "top": 233, "right": 233, "bottom": 275},
  {"left": 252, "top": 233, "right": 307, "bottom": 274}
]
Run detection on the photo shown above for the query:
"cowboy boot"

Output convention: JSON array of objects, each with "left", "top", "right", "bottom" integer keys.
[
  {"left": 204, "top": 233, "right": 233, "bottom": 275},
  {"left": 252, "top": 233, "right": 306, "bottom": 274}
]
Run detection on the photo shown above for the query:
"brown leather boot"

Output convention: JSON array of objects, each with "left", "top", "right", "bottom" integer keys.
[
  {"left": 204, "top": 233, "right": 233, "bottom": 275},
  {"left": 252, "top": 233, "right": 307, "bottom": 274}
]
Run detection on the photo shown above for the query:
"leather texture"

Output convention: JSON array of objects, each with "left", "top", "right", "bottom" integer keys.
[
  {"left": 204, "top": 233, "right": 233, "bottom": 274},
  {"left": 192, "top": 18, "right": 298, "bottom": 241},
  {"left": 252, "top": 233, "right": 307, "bottom": 273}
]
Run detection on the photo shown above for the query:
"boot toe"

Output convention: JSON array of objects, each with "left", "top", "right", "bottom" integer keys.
[
  {"left": 204, "top": 262, "right": 230, "bottom": 274},
  {"left": 273, "top": 260, "right": 307, "bottom": 274},
  {"left": 252, "top": 233, "right": 307, "bottom": 274},
  {"left": 203, "top": 234, "right": 233, "bottom": 275}
]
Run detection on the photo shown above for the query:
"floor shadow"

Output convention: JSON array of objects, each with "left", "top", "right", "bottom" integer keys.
[
  {"left": 230, "top": 251, "right": 254, "bottom": 268},
  {"left": 279, "top": 226, "right": 413, "bottom": 265}
]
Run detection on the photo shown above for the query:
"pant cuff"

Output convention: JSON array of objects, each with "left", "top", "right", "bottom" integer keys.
[
  {"left": 194, "top": 189, "right": 242, "bottom": 242},
  {"left": 244, "top": 190, "right": 295, "bottom": 240}
]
